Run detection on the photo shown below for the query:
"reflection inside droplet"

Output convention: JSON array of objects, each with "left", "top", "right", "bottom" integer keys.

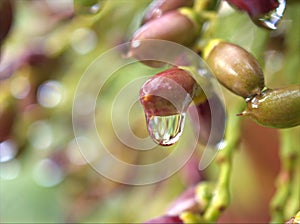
[
  {"left": 253, "top": 0, "right": 286, "bottom": 30},
  {"left": 0, "top": 139, "right": 18, "bottom": 163},
  {"left": 27, "top": 120, "right": 53, "bottom": 150},
  {"left": 146, "top": 113, "right": 186, "bottom": 146},
  {"left": 33, "top": 158, "right": 64, "bottom": 187},
  {"left": 37, "top": 80, "right": 63, "bottom": 108},
  {"left": 0, "top": 159, "right": 21, "bottom": 180}
]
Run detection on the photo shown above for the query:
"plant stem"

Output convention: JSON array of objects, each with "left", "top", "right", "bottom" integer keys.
[
  {"left": 270, "top": 127, "right": 300, "bottom": 222},
  {"left": 202, "top": 103, "right": 242, "bottom": 222}
]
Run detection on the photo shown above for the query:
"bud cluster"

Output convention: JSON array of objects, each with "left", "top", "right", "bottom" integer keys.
[
  {"left": 128, "top": 1, "right": 298, "bottom": 222},
  {"left": 203, "top": 39, "right": 300, "bottom": 128}
]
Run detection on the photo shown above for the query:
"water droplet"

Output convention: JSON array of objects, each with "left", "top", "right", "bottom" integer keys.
[
  {"left": 89, "top": 3, "right": 101, "bottom": 14},
  {"left": 74, "top": 0, "right": 104, "bottom": 15},
  {"left": 146, "top": 113, "right": 186, "bottom": 146},
  {"left": 254, "top": 0, "right": 286, "bottom": 30},
  {"left": 131, "top": 40, "right": 141, "bottom": 49}
]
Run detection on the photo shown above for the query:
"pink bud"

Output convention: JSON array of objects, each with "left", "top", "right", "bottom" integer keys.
[
  {"left": 142, "top": 0, "right": 194, "bottom": 24},
  {"left": 130, "top": 9, "right": 200, "bottom": 67}
]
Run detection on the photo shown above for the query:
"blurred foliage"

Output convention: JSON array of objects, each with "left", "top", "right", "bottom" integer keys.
[{"left": 0, "top": 0, "right": 299, "bottom": 223}]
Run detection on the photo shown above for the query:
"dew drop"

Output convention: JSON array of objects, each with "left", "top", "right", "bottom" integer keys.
[
  {"left": 253, "top": 0, "right": 286, "bottom": 30},
  {"left": 89, "top": 3, "right": 101, "bottom": 14},
  {"left": 146, "top": 113, "right": 186, "bottom": 146},
  {"left": 74, "top": 0, "right": 104, "bottom": 15}
]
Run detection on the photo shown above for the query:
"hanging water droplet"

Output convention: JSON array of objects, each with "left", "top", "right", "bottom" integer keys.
[
  {"left": 74, "top": 0, "right": 104, "bottom": 15},
  {"left": 253, "top": 0, "right": 286, "bottom": 30},
  {"left": 146, "top": 113, "right": 186, "bottom": 146}
]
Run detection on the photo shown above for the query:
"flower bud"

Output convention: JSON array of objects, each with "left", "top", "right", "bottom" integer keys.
[
  {"left": 130, "top": 8, "right": 200, "bottom": 67},
  {"left": 226, "top": 0, "right": 286, "bottom": 29},
  {"left": 166, "top": 186, "right": 199, "bottom": 216},
  {"left": 204, "top": 39, "right": 265, "bottom": 98},
  {"left": 140, "top": 68, "right": 204, "bottom": 117},
  {"left": 226, "top": 0, "right": 279, "bottom": 17},
  {"left": 239, "top": 85, "right": 300, "bottom": 128},
  {"left": 142, "top": 0, "right": 194, "bottom": 24},
  {"left": 0, "top": 0, "right": 14, "bottom": 45},
  {"left": 188, "top": 93, "right": 226, "bottom": 146}
]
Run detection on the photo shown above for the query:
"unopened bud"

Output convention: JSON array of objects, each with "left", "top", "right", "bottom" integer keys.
[
  {"left": 142, "top": 0, "right": 194, "bottom": 24},
  {"left": 239, "top": 85, "right": 300, "bottom": 128},
  {"left": 204, "top": 39, "right": 265, "bottom": 98},
  {"left": 130, "top": 8, "right": 200, "bottom": 67},
  {"left": 139, "top": 68, "right": 203, "bottom": 116}
]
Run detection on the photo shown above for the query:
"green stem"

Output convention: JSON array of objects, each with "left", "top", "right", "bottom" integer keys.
[
  {"left": 203, "top": 104, "right": 242, "bottom": 222},
  {"left": 270, "top": 127, "right": 300, "bottom": 222}
]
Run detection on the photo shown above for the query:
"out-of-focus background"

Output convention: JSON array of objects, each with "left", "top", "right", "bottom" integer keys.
[{"left": 0, "top": 0, "right": 299, "bottom": 223}]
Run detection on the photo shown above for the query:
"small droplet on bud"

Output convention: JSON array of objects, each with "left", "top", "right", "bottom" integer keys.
[
  {"left": 253, "top": 0, "right": 286, "bottom": 30},
  {"left": 226, "top": 0, "right": 286, "bottom": 30},
  {"left": 240, "top": 85, "right": 300, "bottom": 128},
  {"left": 74, "top": 0, "right": 104, "bottom": 15}
]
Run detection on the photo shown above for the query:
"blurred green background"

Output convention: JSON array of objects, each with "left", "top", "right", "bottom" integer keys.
[{"left": 0, "top": 0, "right": 299, "bottom": 223}]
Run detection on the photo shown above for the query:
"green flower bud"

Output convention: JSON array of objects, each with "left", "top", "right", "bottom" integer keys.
[
  {"left": 130, "top": 8, "right": 200, "bottom": 67},
  {"left": 239, "top": 85, "right": 300, "bottom": 128},
  {"left": 139, "top": 68, "right": 204, "bottom": 116},
  {"left": 142, "top": 0, "right": 194, "bottom": 24},
  {"left": 204, "top": 39, "right": 265, "bottom": 98}
]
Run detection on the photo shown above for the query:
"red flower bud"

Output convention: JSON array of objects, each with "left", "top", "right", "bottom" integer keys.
[
  {"left": 140, "top": 68, "right": 203, "bottom": 117},
  {"left": 142, "top": 0, "right": 194, "bottom": 24}
]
